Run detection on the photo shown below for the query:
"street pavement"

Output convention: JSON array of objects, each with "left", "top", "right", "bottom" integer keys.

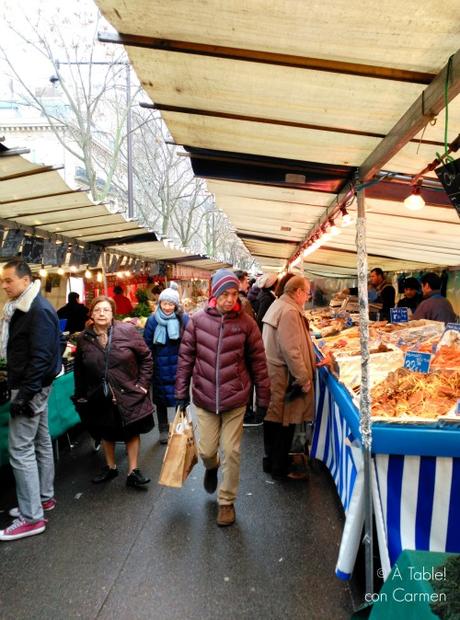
[{"left": 0, "top": 420, "right": 356, "bottom": 620}]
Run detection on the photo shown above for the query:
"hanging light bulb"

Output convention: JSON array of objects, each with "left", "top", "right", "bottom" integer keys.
[
  {"left": 96, "top": 272, "right": 103, "bottom": 283},
  {"left": 291, "top": 253, "right": 302, "bottom": 268},
  {"left": 39, "top": 265, "right": 47, "bottom": 278},
  {"left": 329, "top": 218, "right": 341, "bottom": 236},
  {"left": 57, "top": 267, "right": 65, "bottom": 276},
  {"left": 340, "top": 207, "right": 353, "bottom": 227},
  {"left": 116, "top": 271, "right": 124, "bottom": 279},
  {"left": 84, "top": 267, "right": 92, "bottom": 279},
  {"left": 124, "top": 270, "right": 131, "bottom": 277},
  {"left": 321, "top": 223, "right": 332, "bottom": 242},
  {"left": 70, "top": 265, "right": 78, "bottom": 273},
  {"left": 404, "top": 185, "right": 425, "bottom": 211}
]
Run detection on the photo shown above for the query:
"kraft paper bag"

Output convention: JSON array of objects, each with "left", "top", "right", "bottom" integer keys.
[{"left": 159, "top": 408, "right": 198, "bottom": 488}]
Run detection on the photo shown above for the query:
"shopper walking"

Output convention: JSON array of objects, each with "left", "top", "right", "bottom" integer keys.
[
  {"left": 262, "top": 276, "right": 316, "bottom": 480},
  {"left": 175, "top": 269, "right": 270, "bottom": 526},
  {"left": 0, "top": 259, "right": 63, "bottom": 541},
  {"left": 73, "top": 296, "right": 154, "bottom": 488},
  {"left": 143, "top": 287, "right": 189, "bottom": 444}
]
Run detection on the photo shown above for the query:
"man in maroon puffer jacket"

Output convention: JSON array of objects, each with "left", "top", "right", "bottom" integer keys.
[{"left": 175, "top": 269, "right": 270, "bottom": 527}]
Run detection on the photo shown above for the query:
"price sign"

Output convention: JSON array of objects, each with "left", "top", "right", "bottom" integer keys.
[
  {"left": 404, "top": 351, "right": 432, "bottom": 373},
  {"left": 390, "top": 307, "right": 409, "bottom": 323}
]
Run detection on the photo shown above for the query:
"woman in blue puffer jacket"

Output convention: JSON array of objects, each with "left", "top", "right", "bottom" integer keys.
[{"left": 143, "top": 287, "right": 189, "bottom": 444}]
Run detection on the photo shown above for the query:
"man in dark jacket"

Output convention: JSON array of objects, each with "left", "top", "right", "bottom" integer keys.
[
  {"left": 397, "top": 277, "right": 422, "bottom": 314},
  {"left": 0, "top": 259, "right": 62, "bottom": 541},
  {"left": 175, "top": 269, "right": 270, "bottom": 527},
  {"left": 57, "top": 292, "right": 89, "bottom": 333},
  {"left": 413, "top": 272, "right": 457, "bottom": 324}
]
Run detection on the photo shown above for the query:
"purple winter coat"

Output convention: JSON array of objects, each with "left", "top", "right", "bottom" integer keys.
[
  {"left": 74, "top": 321, "right": 154, "bottom": 426},
  {"left": 175, "top": 302, "right": 270, "bottom": 413}
]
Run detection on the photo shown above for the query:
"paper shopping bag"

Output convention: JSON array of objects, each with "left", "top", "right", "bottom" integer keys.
[{"left": 159, "top": 408, "right": 198, "bottom": 488}]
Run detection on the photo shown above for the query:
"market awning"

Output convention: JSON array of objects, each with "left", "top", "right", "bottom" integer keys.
[
  {"left": 96, "top": 0, "right": 460, "bottom": 272},
  {"left": 0, "top": 152, "right": 152, "bottom": 245},
  {"left": 106, "top": 240, "right": 230, "bottom": 271}
]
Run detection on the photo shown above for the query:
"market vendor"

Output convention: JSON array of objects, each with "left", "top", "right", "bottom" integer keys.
[
  {"left": 396, "top": 277, "right": 422, "bottom": 314},
  {"left": 413, "top": 272, "right": 457, "bottom": 324},
  {"left": 343, "top": 267, "right": 395, "bottom": 321},
  {"left": 112, "top": 285, "right": 133, "bottom": 315}
]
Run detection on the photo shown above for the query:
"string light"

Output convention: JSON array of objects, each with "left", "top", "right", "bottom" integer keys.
[
  {"left": 404, "top": 185, "right": 426, "bottom": 211},
  {"left": 84, "top": 267, "right": 92, "bottom": 279},
  {"left": 96, "top": 272, "right": 103, "bottom": 283},
  {"left": 124, "top": 270, "right": 131, "bottom": 277},
  {"left": 57, "top": 267, "right": 65, "bottom": 276},
  {"left": 340, "top": 207, "right": 353, "bottom": 226},
  {"left": 329, "top": 219, "right": 341, "bottom": 236},
  {"left": 39, "top": 265, "right": 47, "bottom": 278},
  {"left": 70, "top": 265, "right": 78, "bottom": 273}
]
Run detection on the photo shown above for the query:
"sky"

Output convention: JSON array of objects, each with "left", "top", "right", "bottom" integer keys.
[{"left": 0, "top": 0, "right": 117, "bottom": 99}]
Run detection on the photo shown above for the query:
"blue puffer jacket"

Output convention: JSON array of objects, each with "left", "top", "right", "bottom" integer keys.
[{"left": 143, "top": 312, "right": 189, "bottom": 406}]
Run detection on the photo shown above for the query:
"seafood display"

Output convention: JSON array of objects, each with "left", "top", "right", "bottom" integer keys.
[
  {"left": 371, "top": 368, "right": 460, "bottom": 420},
  {"left": 315, "top": 317, "right": 459, "bottom": 422}
]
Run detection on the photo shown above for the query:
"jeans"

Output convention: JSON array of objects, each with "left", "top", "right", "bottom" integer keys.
[
  {"left": 196, "top": 405, "right": 245, "bottom": 505},
  {"left": 8, "top": 387, "right": 54, "bottom": 522}
]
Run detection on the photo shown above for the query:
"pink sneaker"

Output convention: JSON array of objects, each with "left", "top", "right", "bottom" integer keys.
[
  {"left": 9, "top": 497, "right": 56, "bottom": 518},
  {"left": 0, "top": 517, "right": 47, "bottom": 541}
]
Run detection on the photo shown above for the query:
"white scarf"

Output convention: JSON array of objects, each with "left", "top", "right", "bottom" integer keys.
[{"left": 0, "top": 280, "right": 40, "bottom": 358}]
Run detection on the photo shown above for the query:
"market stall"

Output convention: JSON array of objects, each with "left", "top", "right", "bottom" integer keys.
[{"left": 310, "top": 317, "right": 460, "bottom": 579}]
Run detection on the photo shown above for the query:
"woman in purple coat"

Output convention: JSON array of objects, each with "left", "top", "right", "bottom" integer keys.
[{"left": 73, "top": 296, "right": 154, "bottom": 488}]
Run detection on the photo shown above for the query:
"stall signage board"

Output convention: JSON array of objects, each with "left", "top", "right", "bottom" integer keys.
[
  {"left": 390, "top": 307, "right": 409, "bottom": 323},
  {"left": 435, "top": 159, "right": 460, "bottom": 218},
  {"left": 404, "top": 351, "right": 431, "bottom": 373}
]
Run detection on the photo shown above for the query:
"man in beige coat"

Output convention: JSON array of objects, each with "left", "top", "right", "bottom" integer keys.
[{"left": 261, "top": 275, "right": 316, "bottom": 480}]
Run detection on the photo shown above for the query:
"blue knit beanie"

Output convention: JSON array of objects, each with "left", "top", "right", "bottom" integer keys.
[{"left": 211, "top": 269, "right": 240, "bottom": 299}]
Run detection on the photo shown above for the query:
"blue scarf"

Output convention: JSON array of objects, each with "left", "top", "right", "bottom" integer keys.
[{"left": 153, "top": 308, "right": 180, "bottom": 345}]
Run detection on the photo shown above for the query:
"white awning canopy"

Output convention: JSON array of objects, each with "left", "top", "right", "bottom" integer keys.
[{"left": 96, "top": 0, "right": 460, "bottom": 273}]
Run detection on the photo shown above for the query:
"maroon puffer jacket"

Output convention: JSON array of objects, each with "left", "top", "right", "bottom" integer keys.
[
  {"left": 74, "top": 321, "right": 154, "bottom": 426},
  {"left": 175, "top": 303, "right": 270, "bottom": 413}
]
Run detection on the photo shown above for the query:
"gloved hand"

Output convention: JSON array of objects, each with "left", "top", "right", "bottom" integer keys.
[
  {"left": 176, "top": 398, "right": 190, "bottom": 411},
  {"left": 256, "top": 406, "right": 267, "bottom": 420},
  {"left": 10, "top": 398, "right": 33, "bottom": 418}
]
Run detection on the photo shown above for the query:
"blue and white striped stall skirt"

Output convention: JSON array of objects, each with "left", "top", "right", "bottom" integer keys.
[{"left": 311, "top": 368, "right": 460, "bottom": 581}]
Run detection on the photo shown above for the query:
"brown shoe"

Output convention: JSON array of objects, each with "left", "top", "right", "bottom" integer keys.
[{"left": 217, "top": 504, "right": 235, "bottom": 527}]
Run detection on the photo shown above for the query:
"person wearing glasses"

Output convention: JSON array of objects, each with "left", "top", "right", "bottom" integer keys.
[
  {"left": 261, "top": 276, "right": 316, "bottom": 480},
  {"left": 73, "top": 296, "right": 154, "bottom": 488}
]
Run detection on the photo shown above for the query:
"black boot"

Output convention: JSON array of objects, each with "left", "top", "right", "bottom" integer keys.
[
  {"left": 92, "top": 465, "right": 118, "bottom": 484},
  {"left": 126, "top": 468, "right": 150, "bottom": 488}
]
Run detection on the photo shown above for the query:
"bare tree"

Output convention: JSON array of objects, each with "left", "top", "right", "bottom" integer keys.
[
  {"left": 0, "top": 1, "right": 258, "bottom": 270},
  {"left": 0, "top": 3, "right": 132, "bottom": 203}
]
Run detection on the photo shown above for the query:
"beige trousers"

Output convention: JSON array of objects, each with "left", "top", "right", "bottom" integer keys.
[{"left": 196, "top": 405, "right": 246, "bottom": 505}]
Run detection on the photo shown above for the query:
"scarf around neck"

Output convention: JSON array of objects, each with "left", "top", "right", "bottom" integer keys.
[
  {"left": 0, "top": 280, "right": 40, "bottom": 358},
  {"left": 153, "top": 307, "right": 180, "bottom": 345}
]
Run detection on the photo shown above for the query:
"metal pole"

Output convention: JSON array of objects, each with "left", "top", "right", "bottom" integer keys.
[
  {"left": 126, "top": 64, "right": 135, "bottom": 220},
  {"left": 102, "top": 252, "right": 108, "bottom": 296},
  {"left": 356, "top": 182, "right": 374, "bottom": 597}
]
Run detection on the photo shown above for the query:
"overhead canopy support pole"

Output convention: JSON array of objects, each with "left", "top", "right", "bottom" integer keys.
[
  {"left": 356, "top": 182, "right": 373, "bottom": 597},
  {"left": 360, "top": 48, "right": 460, "bottom": 181}
]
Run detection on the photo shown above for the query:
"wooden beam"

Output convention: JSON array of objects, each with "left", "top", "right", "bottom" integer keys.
[
  {"left": 99, "top": 32, "right": 435, "bottom": 85},
  {"left": 360, "top": 49, "right": 460, "bottom": 181},
  {"left": 0, "top": 164, "right": 64, "bottom": 182},
  {"left": 141, "top": 102, "right": 444, "bottom": 147}
]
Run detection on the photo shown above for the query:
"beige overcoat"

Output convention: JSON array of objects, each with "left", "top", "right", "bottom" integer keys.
[{"left": 262, "top": 294, "right": 316, "bottom": 426}]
